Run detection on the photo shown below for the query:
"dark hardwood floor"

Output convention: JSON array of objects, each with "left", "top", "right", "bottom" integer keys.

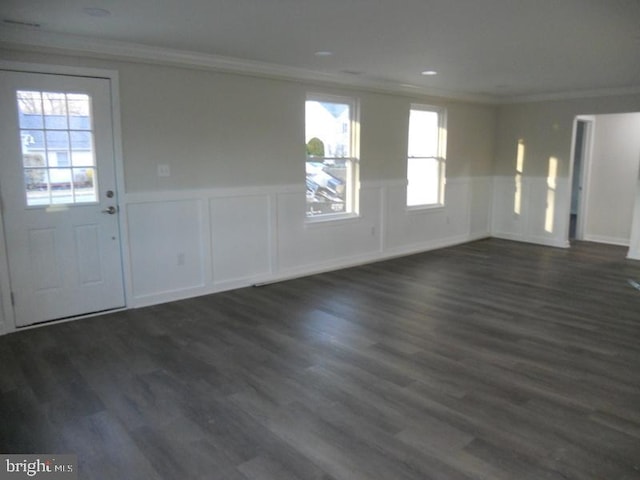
[{"left": 1, "top": 239, "right": 640, "bottom": 479}]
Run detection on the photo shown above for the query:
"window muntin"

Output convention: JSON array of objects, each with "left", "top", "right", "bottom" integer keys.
[
  {"left": 17, "top": 90, "right": 97, "bottom": 206},
  {"left": 305, "top": 95, "right": 358, "bottom": 218},
  {"left": 406, "top": 105, "right": 446, "bottom": 208}
]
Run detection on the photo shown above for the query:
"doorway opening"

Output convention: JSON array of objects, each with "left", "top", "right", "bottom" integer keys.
[
  {"left": 569, "top": 117, "right": 593, "bottom": 242},
  {"left": 568, "top": 112, "right": 640, "bottom": 252}
]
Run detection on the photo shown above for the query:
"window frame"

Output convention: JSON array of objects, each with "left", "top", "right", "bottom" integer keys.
[
  {"left": 406, "top": 104, "right": 447, "bottom": 210},
  {"left": 305, "top": 93, "right": 360, "bottom": 222}
]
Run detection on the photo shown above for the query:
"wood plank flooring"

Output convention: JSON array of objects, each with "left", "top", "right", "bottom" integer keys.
[{"left": 1, "top": 239, "right": 640, "bottom": 479}]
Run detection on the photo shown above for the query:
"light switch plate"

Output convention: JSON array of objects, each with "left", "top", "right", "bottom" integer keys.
[{"left": 157, "top": 164, "right": 171, "bottom": 177}]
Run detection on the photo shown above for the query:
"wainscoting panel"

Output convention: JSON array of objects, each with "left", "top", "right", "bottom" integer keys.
[
  {"left": 121, "top": 178, "right": 491, "bottom": 308},
  {"left": 210, "top": 194, "right": 273, "bottom": 288},
  {"left": 127, "top": 198, "right": 207, "bottom": 302},
  {"left": 469, "top": 176, "right": 494, "bottom": 239},
  {"left": 276, "top": 185, "right": 382, "bottom": 275},
  {"left": 492, "top": 175, "right": 570, "bottom": 248},
  {"left": 491, "top": 175, "right": 527, "bottom": 241},
  {"left": 383, "top": 177, "right": 489, "bottom": 257}
]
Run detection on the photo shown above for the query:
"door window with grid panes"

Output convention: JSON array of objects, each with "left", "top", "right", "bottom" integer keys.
[{"left": 17, "top": 90, "right": 98, "bottom": 206}]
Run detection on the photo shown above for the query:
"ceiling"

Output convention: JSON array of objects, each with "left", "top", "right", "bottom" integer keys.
[{"left": 1, "top": 0, "right": 640, "bottom": 102}]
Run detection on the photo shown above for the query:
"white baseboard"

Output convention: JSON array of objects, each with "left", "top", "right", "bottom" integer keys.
[
  {"left": 130, "top": 231, "right": 491, "bottom": 308},
  {"left": 131, "top": 285, "right": 210, "bottom": 309},
  {"left": 492, "top": 231, "right": 570, "bottom": 249},
  {"left": 583, "top": 234, "right": 630, "bottom": 247}
]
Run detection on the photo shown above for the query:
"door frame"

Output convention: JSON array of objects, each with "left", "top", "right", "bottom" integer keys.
[
  {"left": 0, "top": 61, "right": 131, "bottom": 334},
  {"left": 566, "top": 115, "right": 595, "bottom": 243}
]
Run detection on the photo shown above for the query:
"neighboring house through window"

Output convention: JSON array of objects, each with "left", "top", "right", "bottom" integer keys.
[
  {"left": 305, "top": 94, "right": 359, "bottom": 218},
  {"left": 407, "top": 105, "right": 447, "bottom": 208},
  {"left": 17, "top": 90, "right": 97, "bottom": 206}
]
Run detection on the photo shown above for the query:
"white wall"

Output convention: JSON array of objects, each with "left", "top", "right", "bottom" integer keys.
[
  {"left": 0, "top": 49, "right": 496, "bottom": 332},
  {"left": 584, "top": 113, "right": 640, "bottom": 246},
  {"left": 0, "top": 217, "right": 9, "bottom": 335},
  {"left": 629, "top": 177, "right": 640, "bottom": 259},
  {"left": 492, "top": 94, "right": 640, "bottom": 251}
]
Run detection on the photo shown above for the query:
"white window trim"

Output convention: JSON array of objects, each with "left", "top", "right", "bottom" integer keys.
[
  {"left": 406, "top": 104, "right": 447, "bottom": 210},
  {"left": 305, "top": 93, "right": 360, "bottom": 222},
  {"left": 305, "top": 211, "right": 360, "bottom": 225}
]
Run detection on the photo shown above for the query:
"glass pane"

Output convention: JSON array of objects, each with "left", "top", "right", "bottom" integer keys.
[
  {"left": 20, "top": 130, "right": 44, "bottom": 157},
  {"left": 305, "top": 100, "right": 350, "bottom": 158},
  {"left": 25, "top": 168, "right": 49, "bottom": 206},
  {"left": 25, "top": 168, "right": 49, "bottom": 192},
  {"left": 73, "top": 168, "right": 97, "bottom": 203},
  {"left": 56, "top": 151, "right": 70, "bottom": 167},
  {"left": 306, "top": 159, "right": 348, "bottom": 216},
  {"left": 408, "top": 109, "right": 439, "bottom": 157},
  {"left": 23, "top": 153, "right": 46, "bottom": 168},
  {"left": 49, "top": 169, "right": 73, "bottom": 204},
  {"left": 70, "top": 131, "right": 94, "bottom": 166},
  {"left": 46, "top": 131, "right": 70, "bottom": 166},
  {"left": 17, "top": 91, "right": 43, "bottom": 128},
  {"left": 43, "top": 92, "right": 68, "bottom": 129},
  {"left": 407, "top": 157, "right": 439, "bottom": 206},
  {"left": 46, "top": 130, "right": 69, "bottom": 150},
  {"left": 67, "top": 94, "right": 91, "bottom": 130}
]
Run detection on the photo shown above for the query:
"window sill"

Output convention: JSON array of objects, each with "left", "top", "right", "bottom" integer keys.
[
  {"left": 305, "top": 212, "right": 360, "bottom": 226},
  {"left": 406, "top": 203, "right": 445, "bottom": 214}
]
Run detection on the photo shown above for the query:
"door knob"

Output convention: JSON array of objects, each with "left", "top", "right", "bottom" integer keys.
[{"left": 102, "top": 206, "right": 117, "bottom": 215}]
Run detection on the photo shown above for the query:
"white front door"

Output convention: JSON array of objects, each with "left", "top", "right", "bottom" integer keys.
[{"left": 0, "top": 70, "right": 125, "bottom": 327}]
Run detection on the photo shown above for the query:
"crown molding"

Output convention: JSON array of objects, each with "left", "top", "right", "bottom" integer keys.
[
  {"left": 0, "top": 26, "right": 499, "bottom": 104},
  {"left": 4, "top": 27, "right": 637, "bottom": 105},
  {"left": 496, "top": 85, "right": 640, "bottom": 104}
]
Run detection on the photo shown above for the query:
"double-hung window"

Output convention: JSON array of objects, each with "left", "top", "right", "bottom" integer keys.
[
  {"left": 305, "top": 94, "right": 359, "bottom": 218},
  {"left": 407, "top": 105, "right": 447, "bottom": 208}
]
